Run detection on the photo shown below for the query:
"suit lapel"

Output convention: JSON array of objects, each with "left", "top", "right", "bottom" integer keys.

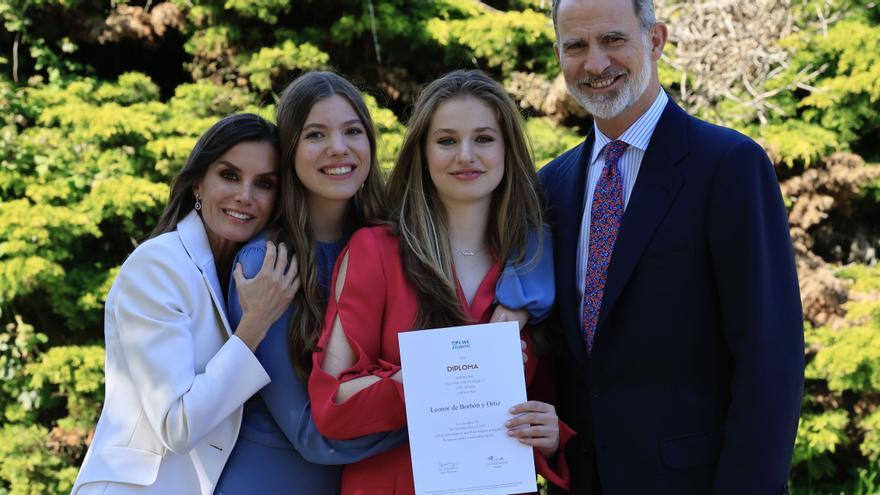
[
  {"left": 553, "top": 133, "right": 594, "bottom": 370},
  {"left": 596, "top": 101, "right": 688, "bottom": 335},
  {"left": 177, "top": 211, "right": 234, "bottom": 337}
]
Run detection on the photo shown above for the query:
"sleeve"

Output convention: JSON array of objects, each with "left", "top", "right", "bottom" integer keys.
[
  {"left": 707, "top": 139, "right": 804, "bottom": 494},
  {"left": 522, "top": 331, "right": 574, "bottom": 491},
  {"left": 496, "top": 225, "right": 556, "bottom": 324},
  {"left": 113, "top": 244, "right": 270, "bottom": 454},
  {"left": 227, "top": 243, "right": 407, "bottom": 464},
  {"left": 308, "top": 229, "right": 408, "bottom": 440}
]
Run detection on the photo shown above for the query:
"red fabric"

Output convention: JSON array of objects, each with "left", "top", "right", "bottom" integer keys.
[{"left": 309, "top": 226, "right": 571, "bottom": 494}]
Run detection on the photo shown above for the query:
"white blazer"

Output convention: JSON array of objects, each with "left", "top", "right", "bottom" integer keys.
[{"left": 72, "top": 211, "right": 270, "bottom": 495}]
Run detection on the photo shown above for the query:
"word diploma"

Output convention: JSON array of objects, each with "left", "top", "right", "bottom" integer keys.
[{"left": 398, "top": 321, "right": 537, "bottom": 495}]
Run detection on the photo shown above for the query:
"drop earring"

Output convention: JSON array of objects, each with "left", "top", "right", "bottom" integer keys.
[{"left": 194, "top": 194, "right": 202, "bottom": 211}]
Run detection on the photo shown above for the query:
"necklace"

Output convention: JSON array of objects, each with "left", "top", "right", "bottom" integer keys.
[{"left": 456, "top": 247, "right": 487, "bottom": 257}]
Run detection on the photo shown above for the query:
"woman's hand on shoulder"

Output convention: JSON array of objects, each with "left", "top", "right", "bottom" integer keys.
[
  {"left": 505, "top": 400, "right": 560, "bottom": 459},
  {"left": 233, "top": 241, "right": 300, "bottom": 352}
]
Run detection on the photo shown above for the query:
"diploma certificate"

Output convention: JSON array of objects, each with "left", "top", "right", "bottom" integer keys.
[{"left": 398, "top": 321, "right": 537, "bottom": 495}]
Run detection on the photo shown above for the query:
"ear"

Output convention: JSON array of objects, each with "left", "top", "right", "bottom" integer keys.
[
  {"left": 649, "top": 22, "right": 668, "bottom": 61},
  {"left": 192, "top": 183, "right": 201, "bottom": 198},
  {"left": 554, "top": 41, "right": 561, "bottom": 64}
]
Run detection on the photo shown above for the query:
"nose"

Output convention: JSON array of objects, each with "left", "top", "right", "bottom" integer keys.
[
  {"left": 583, "top": 47, "right": 611, "bottom": 76},
  {"left": 457, "top": 142, "right": 475, "bottom": 164},
  {"left": 234, "top": 182, "right": 254, "bottom": 205},
  {"left": 327, "top": 132, "right": 349, "bottom": 157}
]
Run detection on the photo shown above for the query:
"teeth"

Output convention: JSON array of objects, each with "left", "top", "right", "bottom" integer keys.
[
  {"left": 588, "top": 76, "right": 617, "bottom": 88},
  {"left": 224, "top": 209, "right": 253, "bottom": 220},
  {"left": 323, "top": 166, "right": 353, "bottom": 176}
]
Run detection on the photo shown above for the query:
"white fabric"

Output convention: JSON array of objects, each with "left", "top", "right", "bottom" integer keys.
[{"left": 72, "top": 210, "right": 270, "bottom": 495}]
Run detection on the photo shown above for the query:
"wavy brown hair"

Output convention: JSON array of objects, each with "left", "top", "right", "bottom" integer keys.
[
  {"left": 275, "top": 71, "right": 386, "bottom": 381},
  {"left": 386, "top": 69, "right": 544, "bottom": 330}
]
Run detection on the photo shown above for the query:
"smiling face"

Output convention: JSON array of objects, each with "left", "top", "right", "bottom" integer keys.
[
  {"left": 555, "top": 0, "right": 666, "bottom": 132},
  {"left": 293, "top": 94, "right": 371, "bottom": 208},
  {"left": 192, "top": 140, "right": 279, "bottom": 254},
  {"left": 425, "top": 96, "right": 505, "bottom": 209}
]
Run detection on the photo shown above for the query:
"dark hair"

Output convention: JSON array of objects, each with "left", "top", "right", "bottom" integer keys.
[
  {"left": 150, "top": 113, "right": 280, "bottom": 238},
  {"left": 386, "top": 69, "right": 544, "bottom": 329},
  {"left": 551, "top": 0, "right": 656, "bottom": 32},
  {"left": 275, "top": 71, "right": 387, "bottom": 381}
]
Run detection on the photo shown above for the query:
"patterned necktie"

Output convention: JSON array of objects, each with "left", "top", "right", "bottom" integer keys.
[{"left": 582, "top": 139, "right": 629, "bottom": 354}]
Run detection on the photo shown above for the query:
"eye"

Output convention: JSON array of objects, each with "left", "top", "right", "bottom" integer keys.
[
  {"left": 304, "top": 130, "right": 324, "bottom": 140},
  {"left": 475, "top": 135, "right": 495, "bottom": 144},
  {"left": 256, "top": 178, "right": 276, "bottom": 190},
  {"left": 345, "top": 126, "right": 365, "bottom": 136},
  {"left": 604, "top": 36, "right": 625, "bottom": 45},
  {"left": 220, "top": 169, "right": 238, "bottom": 181},
  {"left": 436, "top": 136, "right": 456, "bottom": 146},
  {"left": 564, "top": 41, "right": 586, "bottom": 53}
]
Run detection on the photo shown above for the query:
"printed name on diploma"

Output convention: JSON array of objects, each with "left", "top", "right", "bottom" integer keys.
[{"left": 429, "top": 400, "right": 502, "bottom": 413}]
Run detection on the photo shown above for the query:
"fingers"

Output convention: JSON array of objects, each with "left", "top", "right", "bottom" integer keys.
[
  {"left": 289, "top": 276, "right": 301, "bottom": 298},
  {"left": 509, "top": 400, "right": 553, "bottom": 416},
  {"left": 505, "top": 410, "right": 554, "bottom": 429},
  {"left": 260, "top": 240, "right": 277, "bottom": 274},
  {"left": 275, "top": 242, "right": 288, "bottom": 273},
  {"left": 232, "top": 263, "right": 244, "bottom": 286},
  {"left": 521, "top": 339, "right": 528, "bottom": 364},
  {"left": 490, "top": 306, "right": 507, "bottom": 323},
  {"left": 505, "top": 400, "right": 560, "bottom": 453}
]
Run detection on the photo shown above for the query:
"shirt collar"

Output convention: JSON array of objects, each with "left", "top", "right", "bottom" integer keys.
[{"left": 589, "top": 89, "right": 669, "bottom": 166}]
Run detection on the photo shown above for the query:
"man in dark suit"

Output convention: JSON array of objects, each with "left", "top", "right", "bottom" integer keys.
[{"left": 540, "top": 0, "right": 804, "bottom": 493}]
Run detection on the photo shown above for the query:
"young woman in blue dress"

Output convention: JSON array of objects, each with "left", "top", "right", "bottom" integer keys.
[{"left": 216, "top": 71, "right": 555, "bottom": 493}]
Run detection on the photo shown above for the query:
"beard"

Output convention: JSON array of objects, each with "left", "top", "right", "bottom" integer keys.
[{"left": 566, "top": 40, "right": 653, "bottom": 120}]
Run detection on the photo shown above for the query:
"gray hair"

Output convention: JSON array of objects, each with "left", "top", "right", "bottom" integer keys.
[{"left": 551, "top": 0, "right": 656, "bottom": 32}]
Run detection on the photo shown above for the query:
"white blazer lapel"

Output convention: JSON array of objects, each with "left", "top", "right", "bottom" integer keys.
[{"left": 176, "top": 211, "right": 234, "bottom": 337}]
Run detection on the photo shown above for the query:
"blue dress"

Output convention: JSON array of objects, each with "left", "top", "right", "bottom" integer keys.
[
  {"left": 216, "top": 227, "right": 554, "bottom": 493},
  {"left": 216, "top": 232, "right": 406, "bottom": 494}
]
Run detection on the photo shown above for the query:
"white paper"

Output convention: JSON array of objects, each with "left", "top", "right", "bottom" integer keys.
[{"left": 398, "top": 321, "right": 537, "bottom": 495}]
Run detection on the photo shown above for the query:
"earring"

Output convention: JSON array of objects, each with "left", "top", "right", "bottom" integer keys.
[{"left": 194, "top": 194, "right": 202, "bottom": 211}]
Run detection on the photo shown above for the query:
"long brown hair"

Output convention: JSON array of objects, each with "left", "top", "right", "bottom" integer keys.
[
  {"left": 386, "top": 70, "right": 544, "bottom": 329},
  {"left": 150, "top": 113, "right": 280, "bottom": 239},
  {"left": 275, "top": 71, "right": 386, "bottom": 380}
]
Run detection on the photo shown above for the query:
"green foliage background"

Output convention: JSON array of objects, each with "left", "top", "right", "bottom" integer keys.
[{"left": 0, "top": 0, "right": 878, "bottom": 493}]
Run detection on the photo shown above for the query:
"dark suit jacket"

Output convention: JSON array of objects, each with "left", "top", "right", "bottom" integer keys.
[{"left": 540, "top": 98, "right": 804, "bottom": 494}]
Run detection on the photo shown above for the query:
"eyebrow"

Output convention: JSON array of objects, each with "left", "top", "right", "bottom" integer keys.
[
  {"left": 216, "top": 160, "right": 278, "bottom": 177},
  {"left": 601, "top": 31, "right": 629, "bottom": 39},
  {"left": 432, "top": 126, "right": 499, "bottom": 135},
  {"left": 303, "top": 119, "right": 363, "bottom": 130}
]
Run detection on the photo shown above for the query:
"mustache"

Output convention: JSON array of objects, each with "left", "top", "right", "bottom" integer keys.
[{"left": 576, "top": 71, "right": 626, "bottom": 86}]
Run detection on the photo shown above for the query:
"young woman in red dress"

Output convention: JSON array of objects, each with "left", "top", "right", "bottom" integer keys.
[{"left": 308, "top": 70, "right": 572, "bottom": 494}]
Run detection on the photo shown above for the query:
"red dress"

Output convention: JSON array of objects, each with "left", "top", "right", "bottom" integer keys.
[{"left": 308, "top": 226, "right": 573, "bottom": 494}]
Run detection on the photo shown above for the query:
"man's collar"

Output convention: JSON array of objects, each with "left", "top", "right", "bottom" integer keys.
[{"left": 589, "top": 89, "right": 669, "bottom": 166}]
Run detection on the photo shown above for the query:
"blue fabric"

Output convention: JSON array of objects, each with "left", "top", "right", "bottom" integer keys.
[
  {"left": 495, "top": 225, "right": 555, "bottom": 323},
  {"left": 216, "top": 232, "right": 407, "bottom": 494}
]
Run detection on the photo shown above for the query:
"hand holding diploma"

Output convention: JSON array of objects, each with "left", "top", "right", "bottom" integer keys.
[{"left": 506, "top": 401, "right": 560, "bottom": 458}]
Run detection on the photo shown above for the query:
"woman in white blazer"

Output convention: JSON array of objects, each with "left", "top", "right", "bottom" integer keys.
[{"left": 72, "top": 114, "right": 299, "bottom": 494}]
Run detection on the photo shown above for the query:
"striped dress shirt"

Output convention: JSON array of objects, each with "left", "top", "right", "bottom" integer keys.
[{"left": 576, "top": 89, "right": 669, "bottom": 317}]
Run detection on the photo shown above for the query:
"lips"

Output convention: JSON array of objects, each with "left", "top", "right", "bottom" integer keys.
[
  {"left": 450, "top": 169, "right": 484, "bottom": 180},
  {"left": 581, "top": 73, "right": 625, "bottom": 90},
  {"left": 223, "top": 209, "right": 254, "bottom": 221},
  {"left": 319, "top": 164, "right": 356, "bottom": 177}
]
